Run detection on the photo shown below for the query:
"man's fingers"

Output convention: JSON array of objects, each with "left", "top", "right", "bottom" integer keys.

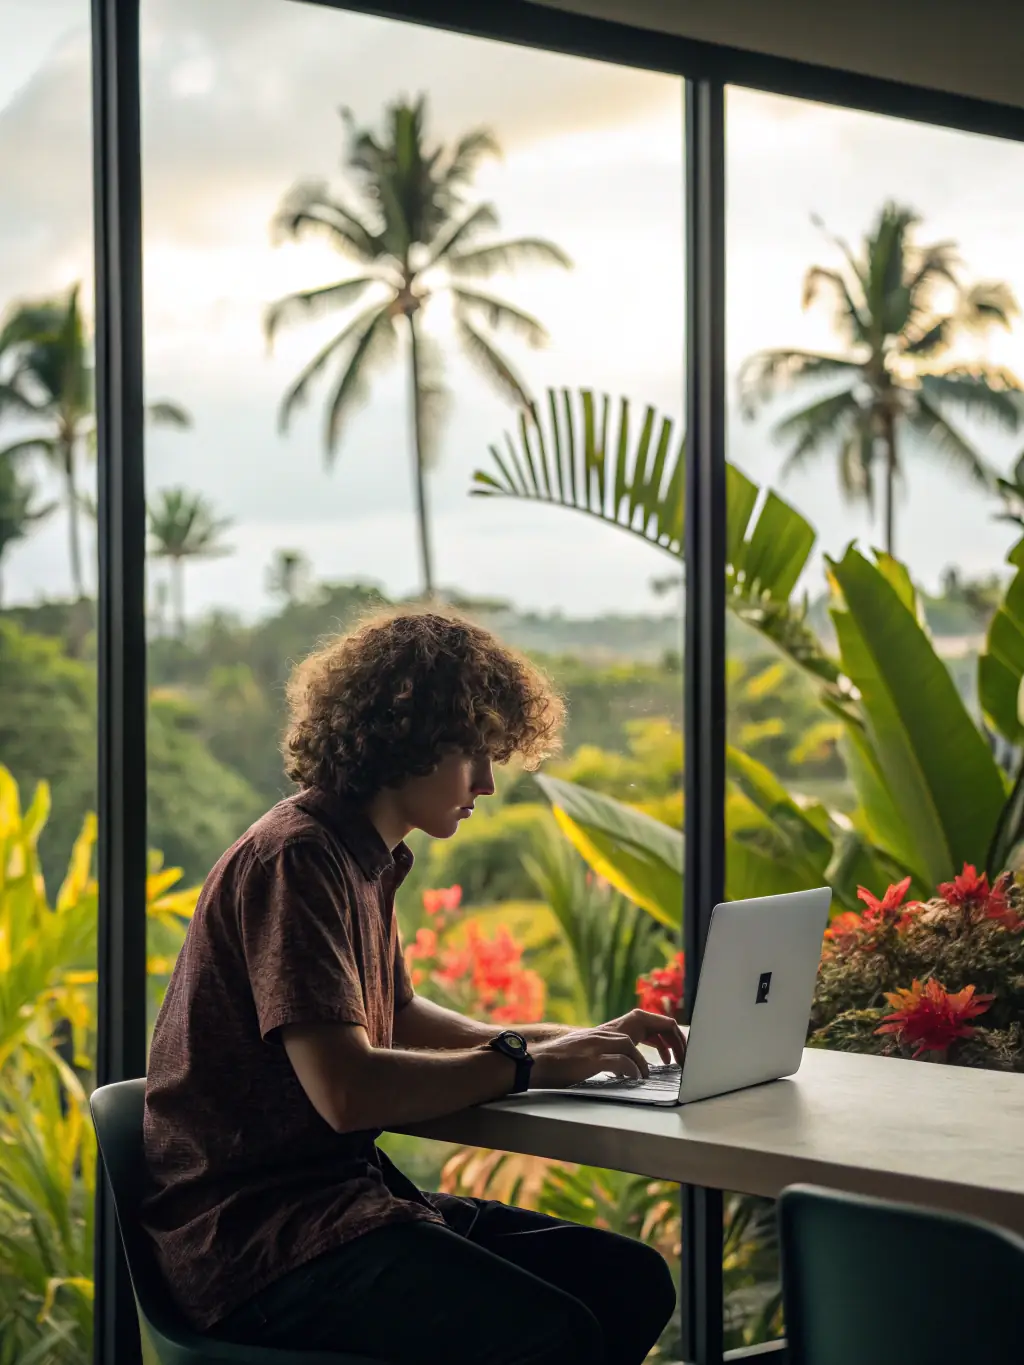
[
  {"left": 599, "top": 1054, "right": 642, "bottom": 1081},
  {"left": 654, "top": 1036, "right": 672, "bottom": 1065},
  {"left": 601, "top": 1032, "right": 650, "bottom": 1077}
]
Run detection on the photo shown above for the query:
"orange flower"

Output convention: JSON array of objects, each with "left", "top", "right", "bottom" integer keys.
[
  {"left": 491, "top": 969, "right": 546, "bottom": 1024},
  {"left": 423, "top": 885, "right": 463, "bottom": 918},
  {"left": 875, "top": 978, "right": 995, "bottom": 1059},
  {"left": 823, "top": 911, "right": 865, "bottom": 952},
  {"left": 636, "top": 952, "right": 685, "bottom": 1017},
  {"left": 406, "top": 927, "right": 438, "bottom": 960}
]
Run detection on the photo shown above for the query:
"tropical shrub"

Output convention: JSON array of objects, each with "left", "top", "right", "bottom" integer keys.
[
  {"left": 0, "top": 766, "right": 198, "bottom": 1362},
  {"left": 811, "top": 867, "right": 1024, "bottom": 1067}
]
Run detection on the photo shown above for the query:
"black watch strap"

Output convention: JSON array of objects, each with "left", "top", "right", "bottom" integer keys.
[{"left": 488, "top": 1031, "right": 533, "bottom": 1094}]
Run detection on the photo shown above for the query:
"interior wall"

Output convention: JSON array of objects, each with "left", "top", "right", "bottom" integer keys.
[{"left": 529, "top": 0, "right": 1024, "bottom": 110}]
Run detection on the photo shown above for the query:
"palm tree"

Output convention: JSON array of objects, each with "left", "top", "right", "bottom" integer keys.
[
  {"left": 147, "top": 487, "right": 232, "bottom": 638},
  {"left": 738, "top": 202, "right": 1023, "bottom": 554},
  {"left": 0, "top": 453, "right": 56, "bottom": 605},
  {"left": 267, "top": 95, "right": 571, "bottom": 598},
  {"left": 0, "top": 284, "right": 191, "bottom": 598},
  {"left": 265, "top": 547, "right": 312, "bottom": 606}
]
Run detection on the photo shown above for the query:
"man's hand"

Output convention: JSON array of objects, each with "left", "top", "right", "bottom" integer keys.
[
  {"left": 601, "top": 1008, "right": 687, "bottom": 1067},
  {"left": 529, "top": 1007, "right": 683, "bottom": 1089}
]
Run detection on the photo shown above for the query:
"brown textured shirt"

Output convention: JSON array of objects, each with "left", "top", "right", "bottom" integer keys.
[{"left": 142, "top": 788, "right": 444, "bottom": 1330}]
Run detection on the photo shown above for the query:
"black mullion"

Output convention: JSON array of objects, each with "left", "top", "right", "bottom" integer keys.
[
  {"left": 91, "top": 0, "right": 148, "bottom": 1362},
  {"left": 681, "top": 77, "right": 727, "bottom": 1365}
]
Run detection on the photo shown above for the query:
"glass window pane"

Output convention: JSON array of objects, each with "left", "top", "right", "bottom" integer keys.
[
  {"left": 0, "top": 3, "right": 98, "bottom": 1358},
  {"left": 141, "top": 2, "right": 683, "bottom": 1358},
  {"left": 726, "top": 83, "right": 1024, "bottom": 1347}
]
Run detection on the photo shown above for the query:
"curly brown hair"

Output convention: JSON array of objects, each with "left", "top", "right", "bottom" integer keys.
[{"left": 283, "top": 610, "right": 565, "bottom": 798}]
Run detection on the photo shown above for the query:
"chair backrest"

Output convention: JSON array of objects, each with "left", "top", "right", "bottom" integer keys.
[
  {"left": 779, "top": 1183, "right": 1024, "bottom": 1365},
  {"left": 89, "top": 1079, "right": 381, "bottom": 1365},
  {"left": 90, "top": 1078, "right": 199, "bottom": 1364}
]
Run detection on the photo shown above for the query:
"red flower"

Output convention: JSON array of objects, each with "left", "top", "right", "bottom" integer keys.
[
  {"left": 636, "top": 952, "right": 685, "bottom": 1017},
  {"left": 875, "top": 978, "right": 995, "bottom": 1059},
  {"left": 423, "top": 885, "right": 463, "bottom": 918},
  {"left": 857, "top": 876, "right": 913, "bottom": 926},
  {"left": 937, "top": 865, "right": 1021, "bottom": 930}
]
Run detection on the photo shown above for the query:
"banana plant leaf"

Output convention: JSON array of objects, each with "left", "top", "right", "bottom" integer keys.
[
  {"left": 534, "top": 773, "right": 682, "bottom": 929},
  {"left": 471, "top": 388, "right": 842, "bottom": 690},
  {"left": 828, "top": 546, "right": 1008, "bottom": 888},
  {"left": 978, "top": 534, "right": 1024, "bottom": 745}
]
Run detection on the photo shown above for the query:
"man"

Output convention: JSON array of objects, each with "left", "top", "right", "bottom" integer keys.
[{"left": 144, "top": 610, "right": 682, "bottom": 1365}]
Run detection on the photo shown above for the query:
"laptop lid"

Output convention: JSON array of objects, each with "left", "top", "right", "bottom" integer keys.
[{"left": 677, "top": 887, "right": 832, "bottom": 1105}]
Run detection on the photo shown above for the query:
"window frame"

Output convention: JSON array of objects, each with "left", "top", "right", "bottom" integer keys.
[{"left": 89, "top": 2, "right": 1024, "bottom": 1362}]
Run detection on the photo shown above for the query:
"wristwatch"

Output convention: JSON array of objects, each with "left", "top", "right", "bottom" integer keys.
[{"left": 488, "top": 1030, "right": 534, "bottom": 1094}]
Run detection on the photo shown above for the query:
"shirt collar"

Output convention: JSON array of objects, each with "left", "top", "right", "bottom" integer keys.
[{"left": 291, "top": 788, "right": 414, "bottom": 886}]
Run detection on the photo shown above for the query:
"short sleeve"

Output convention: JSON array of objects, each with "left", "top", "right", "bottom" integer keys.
[
  {"left": 241, "top": 840, "right": 368, "bottom": 1041},
  {"left": 393, "top": 924, "right": 415, "bottom": 1013}
]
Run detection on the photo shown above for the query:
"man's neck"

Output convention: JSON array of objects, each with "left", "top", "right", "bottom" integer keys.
[{"left": 363, "top": 790, "right": 412, "bottom": 853}]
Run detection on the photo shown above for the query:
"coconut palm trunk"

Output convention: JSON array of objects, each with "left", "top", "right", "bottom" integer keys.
[
  {"left": 882, "top": 411, "right": 898, "bottom": 556},
  {"left": 60, "top": 436, "right": 84, "bottom": 599},
  {"left": 406, "top": 311, "right": 436, "bottom": 600},
  {"left": 172, "top": 556, "right": 186, "bottom": 639}
]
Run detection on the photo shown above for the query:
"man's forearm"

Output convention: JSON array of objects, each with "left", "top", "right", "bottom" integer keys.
[
  {"left": 337, "top": 1045, "right": 516, "bottom": 1132},
  {"left": 393, "top": 995, "right": 572, "bottom": 1050}
]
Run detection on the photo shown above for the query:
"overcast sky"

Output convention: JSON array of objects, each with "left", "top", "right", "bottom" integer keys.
[{"left": 3, "top": 0, "right": 1024, "bottom": 620}]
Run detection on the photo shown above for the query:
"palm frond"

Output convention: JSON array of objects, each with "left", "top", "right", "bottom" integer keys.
[
  {"left": 907, "top": 394, "right": 996, "bottom": 489},
  {"left": 271, "top": 178, "right": 381, "bottom": 262},
  {"left": 917, "top": 368, "right": 1024, "bottom": 434},
  {"left": 324, "top": 307, "right": 397, "bottom": 458},
  {"left": 737, "top": 349, "right": 859, "bottom": 418},
  {"left": 452, "top": 288, "right": 548, "bottom": 347},
  {"left": 425, "top": 203, "right": 500, "bottom": 267},
  {"left": 146, "top": 401, "right": 191, "bottom": 429},
  {"left": 278, "top": 302, "right": 390, "bottom": 434},
  {"left": 455, "top": 316, "right": 532, "bottom": 407},
  {"left": 772, "top": 386, "right": 864, "bottom": 477},
  {"left": 901, "top": 315, "right": 953, "bottom": 358},
  {"left": 441, "top": 127, "right": 502, "bottom": 191},
  {"left": 802, "top": 267, "right": 870, "bottom": 347},
  {"left": 447, "top": 237, "right": 573, "bottom": 279},
  {"left": 264, "top": 276, "right": 379, "bottom": 347},
  {"left": 469, "top": 387, "right": 845, "bottom": 692},
  {"left": 0, "top": 437, "right": 57, "bottom": 464},
  {"left": 960, "top": 279, "right": 1019, "bottom": 333},
  {"left": 838, "top": 429, "right": 877, "bottom": 511}
]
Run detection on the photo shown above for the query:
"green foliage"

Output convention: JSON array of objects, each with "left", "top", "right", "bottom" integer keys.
[
  {"left": 0, "top": 619, "right": 264, "bottom": 887},
  {"left": 828, "top": 546, "right": 1008, "bottom": 887},
  {"left": 416, "top": 802, "right": 554, "bottom": 907},
  {"left": 523, "top": 830, "right": 672, "bottom": 1024},
  {"left": 471, "top": 387, "right": 841, "bottom": 689},
  {"left": 0, "top": 767, "right": 196, "bottom": 1362},
  {"left": 147, "top": 691, "right": 264, "bottom": 884},
  {"left": 0, "top": 1057, "right": 95, "bottom": 1365}
]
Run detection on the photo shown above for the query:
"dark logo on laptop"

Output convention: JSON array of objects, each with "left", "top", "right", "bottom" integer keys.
[{"left": 755, "top": 971, "right": 772, "bottom": 1004}]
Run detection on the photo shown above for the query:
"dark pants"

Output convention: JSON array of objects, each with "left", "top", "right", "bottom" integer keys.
[{"left": 214, "top": 1198, "right": 677, "bottom": 1365}]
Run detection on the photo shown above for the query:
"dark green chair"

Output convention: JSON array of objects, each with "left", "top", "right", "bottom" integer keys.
[
  {"left": 90, "top": 1079, "right": 381, "bottom": 1365},
  {"left": 778, "top": 1183, "right": 1024, "bottom": 1365}
]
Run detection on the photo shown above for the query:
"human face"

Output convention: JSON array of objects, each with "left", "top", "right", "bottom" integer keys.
[{"left": 395, "top": 750, "right": 495, "bottom": 840}]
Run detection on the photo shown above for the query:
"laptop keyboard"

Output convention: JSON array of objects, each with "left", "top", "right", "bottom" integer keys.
[{"left": 569, "top": 1063, "right": 681, "bottom": 1096}]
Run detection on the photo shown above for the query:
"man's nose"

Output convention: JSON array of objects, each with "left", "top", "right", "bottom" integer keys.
[{"left": 472, "top": 759, "right": 495, "bottom": 795}]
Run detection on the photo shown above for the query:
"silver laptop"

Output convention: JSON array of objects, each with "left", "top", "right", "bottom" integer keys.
[{"left": 558, "top": 887, "right": 832, "bottom": 1107}]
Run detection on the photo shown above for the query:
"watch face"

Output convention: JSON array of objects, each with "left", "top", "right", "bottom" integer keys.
[{"left": 503, "top": 1033, "right": 525, "bottom": 1052}]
